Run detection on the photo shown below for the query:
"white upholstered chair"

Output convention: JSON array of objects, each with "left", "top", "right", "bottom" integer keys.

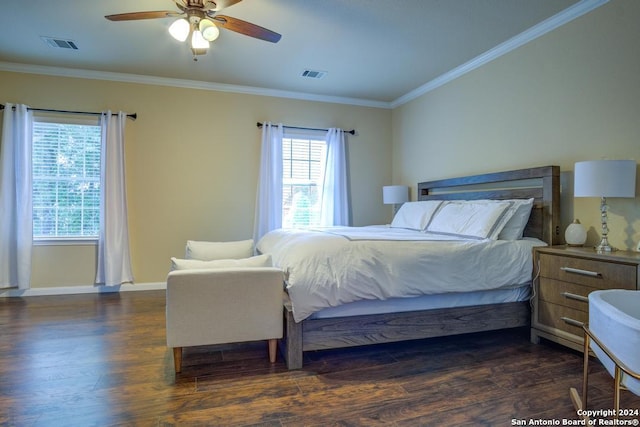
[{"left": 166, "top": 266, "right": 284, "bottom": 373}]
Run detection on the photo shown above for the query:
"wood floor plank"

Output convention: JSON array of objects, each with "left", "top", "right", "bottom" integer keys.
[{"left": 1, "top": 291, "right": 639, "bottom": 426}]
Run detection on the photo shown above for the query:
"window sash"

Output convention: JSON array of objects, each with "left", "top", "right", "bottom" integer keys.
[
  {"left": 282, "top": 135, "right": 326, "bottom": 228},
  {"left": 32, "top": 119, "right": 102, "bottom": 240}
]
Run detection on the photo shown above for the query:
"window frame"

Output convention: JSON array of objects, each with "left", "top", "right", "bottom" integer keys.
[
  {"left": 281, "top": 129, "right": 327, "bottom": 229},
  {"left": 31, "top": 114, "right": 102, "bottom": 245}
]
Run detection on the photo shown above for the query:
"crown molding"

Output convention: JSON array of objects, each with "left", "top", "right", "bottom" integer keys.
[
  {"left": 0, "top": 61, "right": 391, "bottom": 110},
  {"left": 390, "top": 0, "right": 609, "bottom": 108},
  {"left": 0, "top": 0, "right": 607, "bottom": 112}
]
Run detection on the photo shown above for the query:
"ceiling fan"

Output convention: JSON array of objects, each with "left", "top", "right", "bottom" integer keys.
[{"left": 105, "top": 0, "right": 281, "bottom": 60}]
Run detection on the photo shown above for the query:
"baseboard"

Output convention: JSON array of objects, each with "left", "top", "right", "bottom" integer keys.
[{"left": 0, "top": 282, "right": 166, "bottom": 297}]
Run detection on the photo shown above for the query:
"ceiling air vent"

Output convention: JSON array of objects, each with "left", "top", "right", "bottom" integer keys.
[
  {"left": 301, "top": 69, "right": 327, "bottom": 79},
  {"left": 40, "top": 36, "right": 79, "bottom": 50}
]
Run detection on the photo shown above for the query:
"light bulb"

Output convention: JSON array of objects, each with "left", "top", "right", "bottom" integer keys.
[
  {"left": 191, "top": 30, "right": 209, "bottom": 49},
  {"left": 199, "top": 19, "right": 220, "bottom": 42},
  {"left": 168, "top": 18, "right": 189, "bottom": 42}
]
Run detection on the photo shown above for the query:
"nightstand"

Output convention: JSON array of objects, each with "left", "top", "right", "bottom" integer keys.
[{"left": 531, "top": 245, "right": 640, "bottom": 352}]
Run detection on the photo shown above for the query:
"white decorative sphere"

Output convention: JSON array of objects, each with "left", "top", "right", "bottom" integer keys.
[{"left": 565, "top": 219, "right": 587, "bottom": 246}]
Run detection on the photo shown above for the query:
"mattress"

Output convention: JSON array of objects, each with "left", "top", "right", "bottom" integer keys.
[{"left": 257, "top": 226, "right": 546, "bottom": 322}]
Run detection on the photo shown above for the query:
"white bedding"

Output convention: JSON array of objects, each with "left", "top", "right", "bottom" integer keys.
[{"left": 257, "top": 226, "right": 546, "bottom": 322}]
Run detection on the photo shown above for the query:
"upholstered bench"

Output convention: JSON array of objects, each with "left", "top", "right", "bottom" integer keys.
[{"left": 165, "top": 240, "right": 284, "bottom": 373}]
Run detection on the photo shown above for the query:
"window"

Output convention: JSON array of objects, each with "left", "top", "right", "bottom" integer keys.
[
  {"left": 282, "top": 134, "right": 326, "bottom": 228},
  {"left": 32, "top": 117, "right": 102, "bottom": 240}
]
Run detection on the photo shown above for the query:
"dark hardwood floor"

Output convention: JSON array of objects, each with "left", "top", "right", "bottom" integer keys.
[{"left": 1, "top": 291, "right": 638, "bottom": 426}]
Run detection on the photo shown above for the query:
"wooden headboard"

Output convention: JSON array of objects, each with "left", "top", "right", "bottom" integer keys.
[{"left": 417, "top": 165, "right": 561, "bottom": 245}]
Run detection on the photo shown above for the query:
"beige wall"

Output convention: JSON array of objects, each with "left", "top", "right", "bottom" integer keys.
[
  {"left": 0, "top": 72, "right": 392, "bottom": 287},
  {"left": 392, "top": 0, "right": 640, "bottom": 251},
  {"left": 4, "top": 0, "right": 640, "bottom": 290}
]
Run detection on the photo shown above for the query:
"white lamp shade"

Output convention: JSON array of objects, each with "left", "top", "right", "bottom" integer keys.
[
  {"left": 199, "top": 19, "right": 220, "bottom": 41},
  {"left": 574, "top": 160, "right": 636, "bottom": 198},
  {"left": 168, "top": 18, "right": 190, "bottom": 42},
  {"left": 191, "top": 30, "right": 210, "bottom": 49},
  {"left": 383, "top": 185, "right": 409, "bottom": 204}
]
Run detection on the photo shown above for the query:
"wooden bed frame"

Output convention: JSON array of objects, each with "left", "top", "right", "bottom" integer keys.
[{"left": 281, "top": 165, "right": 561, "bottom": 369}]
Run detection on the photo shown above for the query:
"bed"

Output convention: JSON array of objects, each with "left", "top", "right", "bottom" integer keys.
[{"left": 257, "top": 165, "right": 560, "bottom": 369}]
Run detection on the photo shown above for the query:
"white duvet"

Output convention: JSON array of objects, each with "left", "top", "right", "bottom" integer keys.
[{"left": 257, "top": 226, "right": 546, "bottom": 322}]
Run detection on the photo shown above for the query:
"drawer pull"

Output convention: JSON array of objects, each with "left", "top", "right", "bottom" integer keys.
[
  {"left": 560, "top": 266, "right": 601, "bottom": 277},
  {"left": 561, "top": 292, "right": 589, "bottom": 303},
  {"left": 561, "top": 316, "right": 584, "bottom": 328}
]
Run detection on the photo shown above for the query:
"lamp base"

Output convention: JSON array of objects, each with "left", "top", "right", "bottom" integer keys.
[
  {"left": 593, "top": 196, "right": 617, "bottom": 253},
  {"left": 594, "top": 236, "right": 617, "bottom": 253}
]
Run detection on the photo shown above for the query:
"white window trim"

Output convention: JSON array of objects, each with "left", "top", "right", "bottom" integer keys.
[
  {"left": 33, "top": 113, "right": 100, "bottom": 126},
  {"left": 33, "top": 238, "right": 98, "bottom": 246},
  {"left": 281, "top": 131, "right": 327, "bottom": 229},
  {"left": 32, "top": 114, "right": 102, "bottom": 243}
]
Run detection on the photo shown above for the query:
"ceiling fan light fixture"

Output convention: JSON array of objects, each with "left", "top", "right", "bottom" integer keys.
[
  {"left": 199, "top": 19, "right": 220, "bottom": 42},
  {"left": 168, "top": 18, "right": 190, "bottom": 42},
  {"left": 191, "top": 30, "right": 210, "bottom": 50},
  {"left": 105, "top": 1, "right": 282, "bottom": 62}
]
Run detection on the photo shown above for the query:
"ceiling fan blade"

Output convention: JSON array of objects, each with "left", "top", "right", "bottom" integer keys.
[
  {"left": 105, "top": 11, "right": 183, "bottom": 21},
  {"left": 204, "top": 0, "right": 243, "bottom": 11},
  {"left": 211, "top": 15, "right": 281, "bottom": 43}
]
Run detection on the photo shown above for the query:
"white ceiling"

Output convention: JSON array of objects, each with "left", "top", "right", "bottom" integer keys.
[{"left": 0, "top": 0, "right": 594, "bottom": 107}]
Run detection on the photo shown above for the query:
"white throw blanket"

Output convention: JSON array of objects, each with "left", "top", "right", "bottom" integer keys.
[{"left": 257, "top": 226, "right": 545, "bottom": 322}]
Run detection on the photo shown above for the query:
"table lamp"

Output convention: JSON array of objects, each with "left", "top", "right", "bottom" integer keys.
[
  {"left": 574, "top": 160, "right": 636, "bottom": 252},
  {"left": 383, "top": 185, "right": 409, "bottom": 216}
]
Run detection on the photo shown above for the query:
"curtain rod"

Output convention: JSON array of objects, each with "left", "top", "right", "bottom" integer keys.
[
  {"left": 256, "top": 122, "right": 355, "bottom": 135},
  {"left": 0, "top": 104, "right": 137, "bottom": 121}
]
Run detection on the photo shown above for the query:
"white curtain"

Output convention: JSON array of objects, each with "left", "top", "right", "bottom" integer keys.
[
  {"left": 96, "top": 111, "right": 134, "bottom": 286},
  {"left": 0, "top": 104, "right": 33, "bottom": 289},
  {"left": 320, "top": 128, "right": 349, "bottom": 226},
  {"left": 253, "top": 122, "right": 283, "bottom": 243}
]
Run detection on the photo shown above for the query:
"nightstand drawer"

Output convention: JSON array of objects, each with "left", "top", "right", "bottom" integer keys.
[
  {"left": 537, "top": 302, "right": 587, "bottom": 337},
  {"left": 538, "top": 253, "right": 636, "bottom": 289},
  {"left": 538, "top": 278, "right": 591, "bottom": 311}
]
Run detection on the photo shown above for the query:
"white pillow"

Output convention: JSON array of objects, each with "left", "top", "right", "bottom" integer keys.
[
  {"left": 426, "top": 200, "right": 513, "bottom": 240},
  {"left": 171, "top": 254, "right": 272, "bottom": 271},
  {"left": 185, "top": 239, "right": 254, "bottom": 261},
  {"left": 390, "top": 201, "right": 442, "bottom": 230},
  {"left": 498, "top": 198, "right": 534, "bottom": 240}
]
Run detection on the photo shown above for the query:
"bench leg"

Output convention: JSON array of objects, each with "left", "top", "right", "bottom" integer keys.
[
  {"left": 268, "top": 339, "right": 277, "bottom": 363},
  {"left": 173, "top": 347, "right": 182, "bottom": 373}
]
